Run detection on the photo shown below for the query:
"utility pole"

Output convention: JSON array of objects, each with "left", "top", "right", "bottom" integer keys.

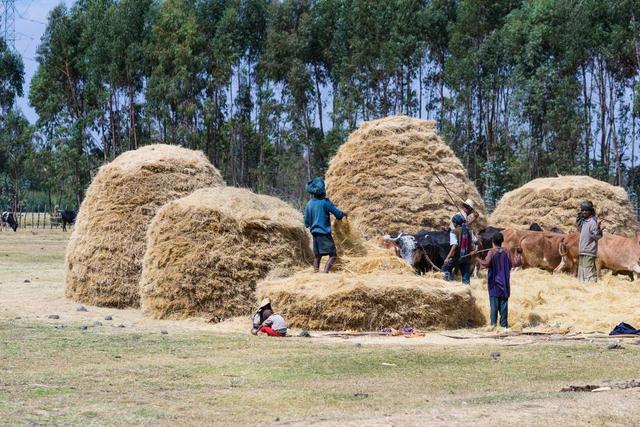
[{"left": 1, "top": 0, "right": 16, "bottom": 50}]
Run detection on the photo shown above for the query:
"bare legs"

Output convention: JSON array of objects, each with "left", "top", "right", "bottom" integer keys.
[{"left": 314, "top": 254, "right": 337, "bottom": 273}]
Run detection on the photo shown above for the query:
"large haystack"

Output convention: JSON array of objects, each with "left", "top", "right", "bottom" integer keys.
[
  {"left": 140, "top": 187, "right": 312, "bottom": 320},
  {"left": 325, "top": 116, "right": 486, "bottom": 237},
  {"left": 490, "top": 176, "right": 639, "bottom": 234},
  {"left": 65, "top": 144, "right": 224, "bottom": 308},
  {"left": 257, "top": 272, "right": 484, "bottom": 331}
]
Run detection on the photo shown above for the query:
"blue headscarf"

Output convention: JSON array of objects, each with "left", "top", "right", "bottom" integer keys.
[{"left": 305, "top": 177, "right": 326, "bottom": 198}]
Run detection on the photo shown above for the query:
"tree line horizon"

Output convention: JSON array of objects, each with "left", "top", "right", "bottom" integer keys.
[{"left": 1, "top": 0, "right": 639, "bottom": 213}]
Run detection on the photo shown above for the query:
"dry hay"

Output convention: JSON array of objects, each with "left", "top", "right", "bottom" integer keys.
[
  {"left": 140, "top": 187, "right": 313, "bottom": 320},
  {"left": 325, "top": 115, "right": 486, "bottom": 237},
  {"left": 257, "top": 272, "right": 485, "bottom": 331},
  {"left": 470, "top": 269, "right": 640, "bottom": 333},
  {"left": 331, "top": 217, "right": 413, "bottom": 274},
  {"left": 490, "top": 175, "right": 639, "bottom": 234},
  {"left": 65, "top": 144, "right": 224, "bottom": 308}
]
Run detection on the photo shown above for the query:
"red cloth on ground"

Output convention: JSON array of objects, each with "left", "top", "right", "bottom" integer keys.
[{"left": 258, "top": 325, "right": 284, "bottom": 337}]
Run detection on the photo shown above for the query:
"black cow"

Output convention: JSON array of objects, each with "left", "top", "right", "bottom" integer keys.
[
  {"left": 60, "top": 210, "right": 77, "bottom": 232},
  {"left": 1, "top": 212, "right": 18, "bottom": 232},
  {"left": 529, "top": 223, "right": 543, "bottom": 231},
  {"left": 384, "top": 230, "right": 451, "bottom": 274}
]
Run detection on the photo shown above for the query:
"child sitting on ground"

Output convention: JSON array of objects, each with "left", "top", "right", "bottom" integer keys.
[
  {"left": 477, "top": 232, "right": 522, "bottom": 330},
  {"left": 251, "top": 298, "right": 288, "bottom": 337}
]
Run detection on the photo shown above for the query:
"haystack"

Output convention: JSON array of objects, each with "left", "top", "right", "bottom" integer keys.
[
  {"left": 140, "top": 187, "right": 312, "bottom": 320},
  {"left": 325, "top": 116, "right": 486, "bottom": 237},
  {"left": 490, "top": 176, "right": 639, "bottom": 234},
  {"left": 257, "top": 273, "right": 484, "bottom": 331},
  {"left": 65, "top": 144, "right": 224, "bottom": 308}
]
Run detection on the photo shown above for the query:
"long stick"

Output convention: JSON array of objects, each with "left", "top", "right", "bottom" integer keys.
[{"left": 428, "top": 164, "right": 464, "bottom": 211}]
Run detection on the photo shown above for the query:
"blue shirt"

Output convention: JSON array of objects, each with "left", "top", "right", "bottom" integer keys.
[{"left": 304, "top": 198, "right": 344, "bottom": 235}]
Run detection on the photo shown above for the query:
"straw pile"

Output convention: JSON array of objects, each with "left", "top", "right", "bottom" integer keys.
[
  {"left": 469, "top": 269, "right": 640, "bottom": 333},
  {"left": 325, "top": 116, "right": 486, "bottom": 236},
  {"left": 140, "top": 187, "right": 313, "bottom": 320},
  {"left": 65, "top": 144, "right": 224, "bottom": 308},
  {"left": 490, "top": 175, "right": 639, "bottom": 234},
  {"left": 257, "top": 272, "right": 484, "bottom": 330}
]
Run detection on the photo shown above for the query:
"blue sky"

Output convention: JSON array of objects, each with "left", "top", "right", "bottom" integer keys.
[{"left": 14, "top": 0, "right": 71, "bottom": 123}]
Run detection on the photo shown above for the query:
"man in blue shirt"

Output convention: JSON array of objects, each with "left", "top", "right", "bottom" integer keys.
[{"left": 304, "top": 177, "right": 346, "bottom": 273}]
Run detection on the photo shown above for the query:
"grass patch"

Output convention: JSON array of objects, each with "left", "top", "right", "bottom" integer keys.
[{"left": 2, "top": 320, "right": 640, "bottom": 425}]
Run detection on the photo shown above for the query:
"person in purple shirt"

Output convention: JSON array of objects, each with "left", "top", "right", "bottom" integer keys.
[{"left": 477, "top": 232, "right": 522, "bottom": 330}]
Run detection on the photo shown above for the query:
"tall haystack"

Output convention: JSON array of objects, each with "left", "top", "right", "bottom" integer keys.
[
  {"left": 325, "top": 115, "right": 486, "bottom": 237},
  {"left": 65, "top": 144, "right": 224, "bottom": 308},
  {"left": 490, "top": 176, "right": 639, "bottom": 234},
  {"left": 257, "top": 272, "right": 484, "bottom": 331},
  {"left": 140, "top": 187, "right": 312, "bottom": 320}
]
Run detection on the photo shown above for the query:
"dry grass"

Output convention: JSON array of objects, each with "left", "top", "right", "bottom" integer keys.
[
  {"left": 2, "top": 320, "right": 640, "bottom": 426},
  {"left": 140, "top": 187, "right": 312, "bottom": 320},
  {"left": 257, "top": 272, "right": 485, "bottom": 330},
  {"left": 490, "top": 175, "right": 639, "bottom": 233},
  {"left": 471, "top": 268, "right": 640, "bottom": 333},
  {"left": 325, "top": 115, "right": 487, "bottom": 237},
  {"left": 64, "top": 144, "right": 224, "bottom": 309}
]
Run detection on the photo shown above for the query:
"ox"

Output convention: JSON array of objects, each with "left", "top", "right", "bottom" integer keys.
[
  {"left": 561, "top": 233, "right": 640, "bottom": 280},
  {"left": 1, "top": 212, "right": 18, "bottom": 232},
  {"left": 60, "top": 210, "right": 77, "bottom": 232},
  {"left": 383, "top": 230, "right": 450, "bottom": 274},
  {"left": 501, "top": 229, "right": 574, "bottom": 273}
]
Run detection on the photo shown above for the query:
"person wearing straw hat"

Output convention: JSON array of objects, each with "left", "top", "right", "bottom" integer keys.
[
  {"left": 304, "top": 177, "right": 347, "bottom": 273},
  {"left": 251, "top": 298, "right": 288, "bottom": 337},
  {"left": 457, "top": 198, "right": 479, "bottom": 228},
  {"left": 251, "top": 298, "right": 273, "bottom": 335},
  {"left": 577, "top": 201, "right": 603, "bottom": 283}
]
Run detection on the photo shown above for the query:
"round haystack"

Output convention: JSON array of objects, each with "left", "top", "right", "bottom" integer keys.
[
  {"left": 65, "top": 144, "right": 224, "bottom": 308},
  {"left": 325, "top": 115, "right": 486, "bottom": 236},
  {"left": 256, "top": 272, "right": 484, "bottom": 331},
  {"left": 140, "top": 187, "right": 313, "bottom": 320},
  {"left": 490, "top": 176, "right": 639, "bottom": 234}
]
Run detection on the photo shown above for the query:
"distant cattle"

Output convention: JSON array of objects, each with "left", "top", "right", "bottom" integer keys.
[
  {"left": 60, "top": 210, "right": 77, "bottom": 232},
  {"left": 1, "top": 212, "right": 18, "bottom": 232}
]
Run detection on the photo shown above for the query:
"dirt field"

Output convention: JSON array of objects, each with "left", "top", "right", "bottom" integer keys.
[{"left": 2, "top": 230, "right": 640, "bottom": 425}]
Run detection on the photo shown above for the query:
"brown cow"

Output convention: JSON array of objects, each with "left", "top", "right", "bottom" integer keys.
[
  {"left": 502, "top": 229, "right": 576, "bottom": 273},
  {"left": 597, "top": 234, "right": 640, "bottom": 279},
  {"left": 557, "top": 232, "right": 640, "bottom": 280}
]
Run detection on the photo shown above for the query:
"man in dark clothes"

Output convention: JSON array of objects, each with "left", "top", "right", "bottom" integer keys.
[
  {"left": 304, "top": 177, "right": 347, "bottom": 273},
  {"left": 477, "top": 232, "right": 522, "bottom": 330},
  {"left": 443, "top": 213, "right": 472, "bottom": 284}
]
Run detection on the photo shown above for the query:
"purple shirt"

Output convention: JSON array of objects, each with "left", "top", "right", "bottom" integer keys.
[{"left": 479, "top": 248, "right": 520, "bottom": 298}]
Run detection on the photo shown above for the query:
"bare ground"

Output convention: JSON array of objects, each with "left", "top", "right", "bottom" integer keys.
[{"left": 2, "top": 229, "right": 640, "bottom": 425}]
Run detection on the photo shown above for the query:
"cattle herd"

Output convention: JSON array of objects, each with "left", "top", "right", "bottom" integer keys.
[
  {"left": 385, "top": 224, "right": 640, "bottom": 280},
  {"left": 1, "top": 210, "right": 76, "bottom": 232}
]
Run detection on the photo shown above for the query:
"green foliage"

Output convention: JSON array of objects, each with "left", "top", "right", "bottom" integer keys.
[{"left": 1, "top": 0, "right": 639, "bottom": 214}]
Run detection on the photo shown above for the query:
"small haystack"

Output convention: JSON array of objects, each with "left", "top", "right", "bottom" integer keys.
[
  {"left": 65, "top": 145, "right": 224, "bottom": 308},
  {"left": 140, "top": 187, "right": 312, "bottom": 320},
  {"left": 325, "top": 116, "right": 486, "bottom": 236},
  {"left": 257, "top": 272, "right": 484, "bottom": 331},
  {"left": 490, "top": 176, "right": 639, "bottom": 234},
  {"left": 470, "top": 269, "right": 640, "bottom": 333}
]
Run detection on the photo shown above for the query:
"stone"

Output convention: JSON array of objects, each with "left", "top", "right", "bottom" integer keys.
[
  {"left": 47, "top": 314, "right": 60, "bottom": 319},
  {"left": 104, "top": 315, "right": 113, "bottom": 321},
  {"left": 76, "top": 305, "right": 88, "bottom": 312}
]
